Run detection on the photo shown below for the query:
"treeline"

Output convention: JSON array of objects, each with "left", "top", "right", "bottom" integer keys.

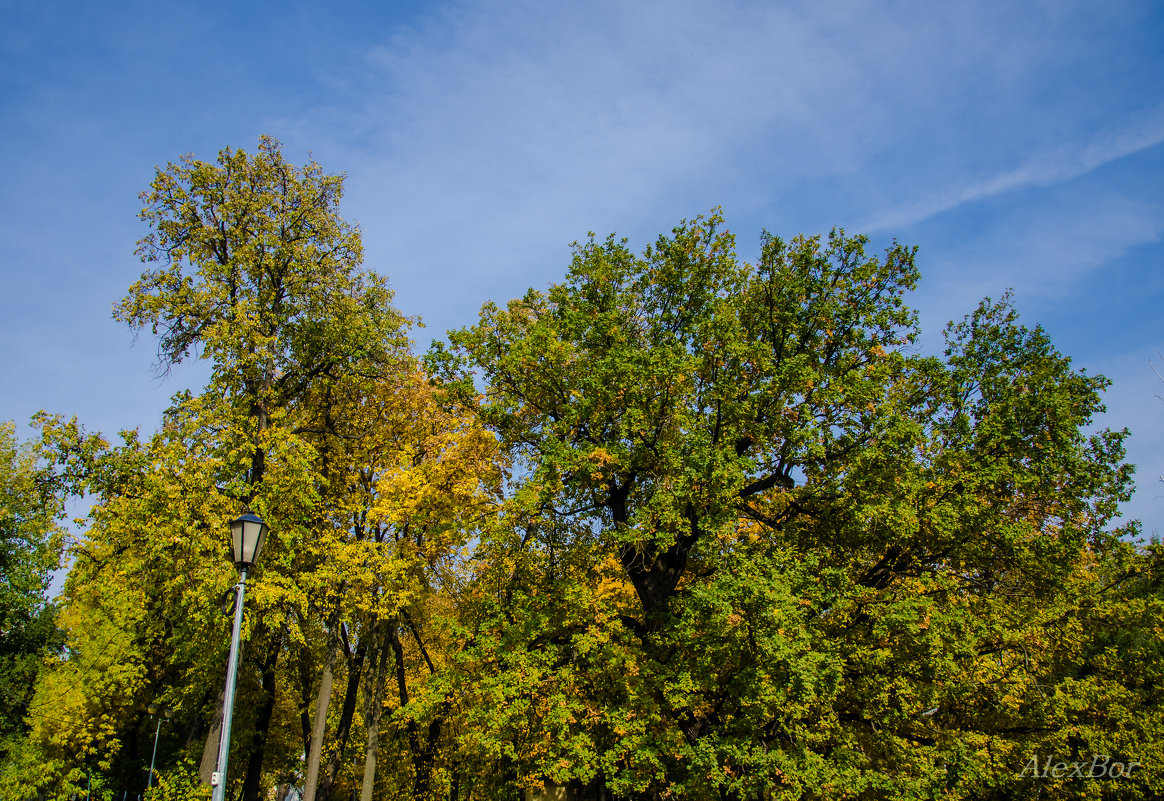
[{"left": 1, "top": 137, "right": 1161, "bottom": 801}]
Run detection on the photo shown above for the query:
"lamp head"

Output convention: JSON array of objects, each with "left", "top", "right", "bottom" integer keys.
[{"left": 228, "top": 512, "right": 268, "bottom": 569}]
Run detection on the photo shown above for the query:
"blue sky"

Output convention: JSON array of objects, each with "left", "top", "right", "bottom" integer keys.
[{"left": 2, "top": 0, "right": 1162, "bottom": 533}]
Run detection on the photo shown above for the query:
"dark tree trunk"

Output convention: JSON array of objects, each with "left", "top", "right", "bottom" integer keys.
[
  {"left": 241, "top": 638, "right": 282, "bottom": 801},
  {"left": 447, "top": 763, "right": 460, "bottom": 801},
  {"left": 317, "top": 630, "right": 370, "bottom": 801},
  {"left": 360, "top": 620, "right": 392, "bottom": 801},
  {"left": 298, "top": 641, "right": 314, "bottom": 758}
]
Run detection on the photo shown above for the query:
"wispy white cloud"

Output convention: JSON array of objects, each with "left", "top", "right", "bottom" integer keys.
[
  {"left": 922, "top": 190, "right": 1163, "bottom": 300},
  {"left": 293, "top": 0, "right": 1149, "bottom": 332},
  {"left": 292, "top": 0, "right": 861, "bottom": 326},
  {"left": 860, "top": 104, "right": 1164, "bottom": 233},
  {"left": 4, "top": 0, "right": 1163, "bottom": 515}
]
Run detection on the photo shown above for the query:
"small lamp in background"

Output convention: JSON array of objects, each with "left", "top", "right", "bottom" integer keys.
[{"left": 146, "top": 703, "right": 173, "bottom": 789}]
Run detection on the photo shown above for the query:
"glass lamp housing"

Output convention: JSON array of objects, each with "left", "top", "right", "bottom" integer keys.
[{"left": 228, "top": 513, "right": 268, "bottom": 568}]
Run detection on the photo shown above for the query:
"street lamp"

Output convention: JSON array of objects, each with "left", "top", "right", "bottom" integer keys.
[
  {"left": 210, "top": 512, "right": 268, "bottom": 801},
  {"left": 146, "top": 704, "right": 173, "bottom": 790}
]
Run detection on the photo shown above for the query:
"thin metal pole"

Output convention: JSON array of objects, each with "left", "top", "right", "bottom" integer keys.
[
  {"left": 211, "top": 567, "right": 248, "bottom": 801},
  {"left": 147, "top": 713, "right": 163, "bottom": 788}
]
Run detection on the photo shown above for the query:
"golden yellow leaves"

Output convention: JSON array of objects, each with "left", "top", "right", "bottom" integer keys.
[{"left": 367, "top": 371, "right": 503, "bottom": 541}]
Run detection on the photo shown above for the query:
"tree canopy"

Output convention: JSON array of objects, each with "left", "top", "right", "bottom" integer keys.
[
  {"left": 437, "top": 214, "right": 1153, "bottom": 799},
  {"left": 3, "top": 144, "right": 1160, "bottom": 801},
  {"left": 0, "top": 422, "right": 65, "bottom": 755}
]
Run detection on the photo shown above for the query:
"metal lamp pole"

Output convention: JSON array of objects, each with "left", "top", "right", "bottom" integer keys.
[
  {"left": 146, "top": 704, "right": 172, "bottom": 789},
  {"left": 210, "top": 513, "right": 268, "bottom": 801}
]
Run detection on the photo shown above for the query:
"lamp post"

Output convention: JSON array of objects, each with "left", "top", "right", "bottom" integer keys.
[
  {"left": 210, "top": 512, "right": 268, "bottom": 801},
  {"left": 146, "top": 704, "right": 173, "bottom": 790}
]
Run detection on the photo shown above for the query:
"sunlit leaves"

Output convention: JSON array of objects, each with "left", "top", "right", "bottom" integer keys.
[{"left": 444, "top": 211, "right": 1147, "bottom": 799}]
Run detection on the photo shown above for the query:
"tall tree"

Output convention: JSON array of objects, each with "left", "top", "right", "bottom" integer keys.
[
  {"left": 10, "top": 137, "right": 415, "bottom": 800},
  {"left": 17, "top": 137, "right": 511, "bottom": 801},
  {"left": 443, "top": 212, "right": 1142, "bottom": 800},
  {"left": 116, "top": 135, "right": 413, "bottom": 801},
  {"left": 116, "top": 134, "right": 409, "bottom": 496},
  {"left": 0, "top": 422, "right": 65, "bottom": 774}
]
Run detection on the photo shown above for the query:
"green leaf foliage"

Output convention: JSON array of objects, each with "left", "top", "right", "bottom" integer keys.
[
  {"left": 442, "top": 211, "right": 1156, "bottom": 800},
  {"left": 0, "top": 422, "right": 65, "bottom": 757}
]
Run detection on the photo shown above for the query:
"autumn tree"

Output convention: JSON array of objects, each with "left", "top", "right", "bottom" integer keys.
[
  {"left": 295, "top": 367, "right": 503, "bottom": 801},
  {"left": 0, "top": 422, "right": 65, "bottom": 772},
  {"left": 11, "top": 137, "right": 415, "bottom": 800},
  {"left": 441, "top": 212, "right": 1149, "bottom": 800},
  {"left": 115, "top": 135, "right": 417, "bottom": 801}
]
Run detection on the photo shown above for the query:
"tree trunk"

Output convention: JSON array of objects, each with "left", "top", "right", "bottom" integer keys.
[
  {"left": 317, "top": 628, "right": 370, "bottom": 801},
  {"left": 389, "top": 621, "right": 446, "bottom": 799},
  {"left": 360, "top": 619, "right": 392, "bottom": 801},
  {"left": 241, "top": 637, "right": 282, "bottom": 801},
  {"left": 447, "top": 763, "right": 460, "bottom": 801},
  {"left": 302, "top": 620, "right": 341, "bottom": 801},
  {"left": 416, "top": 717, "right": 443, "bottom": 799},
  {"left": 198, "top": 690, "right": 224, "bottom": 785}
]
